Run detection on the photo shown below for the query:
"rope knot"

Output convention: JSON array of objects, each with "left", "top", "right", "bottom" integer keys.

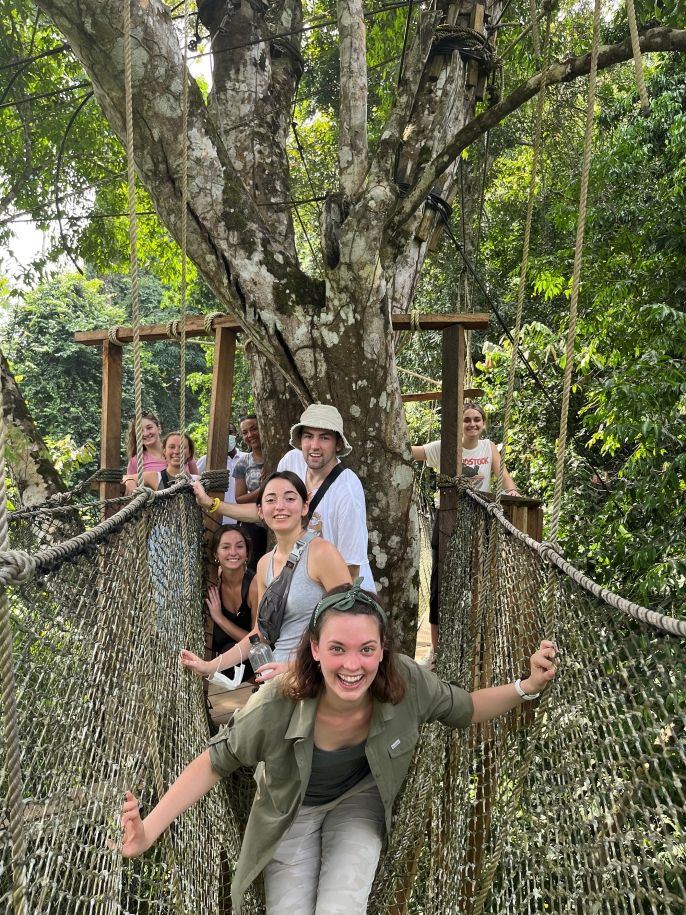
[
  {"left": 107, "top": 327, "right": 123, "bottom": 346},
  {"left": 436, "top": 473, "right": 476, "bottom": 493},
  {"left": 203, "top": 312, "right": 224, "bottom": 335},
  {"left": 539, "top": 540, "right": 562, "bottom": 561},
  {"left": 166, "top": 320, "right": 182, "bottom": 340},
  {"left": 0, "top": 549, "right": 37, "bottom": 588}
]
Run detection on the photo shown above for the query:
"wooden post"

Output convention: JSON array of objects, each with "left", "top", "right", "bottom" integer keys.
[
  {"left": 99, "top": 340, "right": 122, "bottom": 513},
  {"left": 438, "top": 325, "right": 465, "bottom": 595},
  {"left": 203, "top": 326, "right": 237, "bottom": 662},
  {"left": 206, "top": 327, "right": 237, "bottom": 472}
]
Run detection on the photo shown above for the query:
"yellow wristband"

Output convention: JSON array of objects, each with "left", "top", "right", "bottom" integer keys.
[{"left": 208, "top": 497, "right": 221, "bottom": 514}]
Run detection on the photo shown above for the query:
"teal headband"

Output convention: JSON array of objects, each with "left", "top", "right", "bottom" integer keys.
[{"left": 309, "top": 578, "right": 388, "bottom": 633}]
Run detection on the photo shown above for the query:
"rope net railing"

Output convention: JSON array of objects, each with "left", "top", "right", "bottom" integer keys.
[
  {"left": 0, "top": 485, "right": 259, "bottom": 914},
  {"left": 1, "top": 485, "right": 685, "bottom": 913},
  {"left": 371, "top": 490, "right": 685, "bottom": 914}
]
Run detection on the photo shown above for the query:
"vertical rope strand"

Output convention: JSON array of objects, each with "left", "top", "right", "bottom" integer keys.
[
  {"left": 0, "top": 380, "right": 27, "bottom": 914},
  {"left": 625, "top": 0, "right": 650, "bottom": 114},
  {"left": 123, "top": 0, "right": 144, "bottom": 489},
  {"left": 178, "top": 0, "right": 189, "bottom": 474},
  {"left": 178, "top": 0, "right": 193, "bottom": 629},
  {"left": 548, "top": 0, "right": 601, "bottom": 547},
  {"left": 122, "top": 3, "right": 184, "bottom": 910},
  {"left": 496, "top": 15, "right": 551, "bottom": 503}
]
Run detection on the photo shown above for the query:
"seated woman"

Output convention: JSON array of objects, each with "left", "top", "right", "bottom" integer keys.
[
  {"left": 141, "top": 431, "right": 198, "bottom": 491},
  {"left": 183, "top": 470, "right": 352, "bottom": 683},
  {"left": 115, "top": 582, "right": 557, "bottom": 915},
  {"left": 208, "top": 524, "right": 258, "bottom": 683},
  {"left": 123, "top": 420, "right": 198, "bottom": 494}
]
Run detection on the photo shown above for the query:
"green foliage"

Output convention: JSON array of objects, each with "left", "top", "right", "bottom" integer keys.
[
  {"left": 474, "top": 54, "right": 686, "bottom": 615},
  {"left": 4, "top": 272, "right": 211, "bottom": 476}
]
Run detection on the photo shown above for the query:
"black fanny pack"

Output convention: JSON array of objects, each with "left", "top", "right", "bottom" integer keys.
[{"left": 257, "top": 530, "right": 317, "bottom": 644}]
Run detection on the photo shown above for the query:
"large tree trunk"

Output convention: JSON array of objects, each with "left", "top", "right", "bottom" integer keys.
[
  {"left": 33, "top": 0, "right": 686, "bottom": 645},
  {"left": 1, "top": 347, "right": 65, "bottom": 506}
]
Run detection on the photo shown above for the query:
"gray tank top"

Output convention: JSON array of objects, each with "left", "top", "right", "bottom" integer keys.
[{"left": 265, "top": 542, "right": 325, "bottom": 662}]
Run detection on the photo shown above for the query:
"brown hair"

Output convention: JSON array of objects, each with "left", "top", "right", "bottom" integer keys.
[
  {"left": 280, "top": 585, "right": 406, "bottom": 704},
  {"left": 463, "top": 402, "right": 486, "bottom": 421},
  {"left": 211, "top": 523, "right": 252, "bottom": 565},
  {"left": 126, "top": 410, "right": 161, "bottom": 459},
  {"left": 162, "top": 431, "right": 195, "bottom": 461}
]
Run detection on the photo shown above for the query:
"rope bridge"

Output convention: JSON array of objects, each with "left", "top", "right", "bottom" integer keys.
[{"left": 0, "top": 483, "right": 684, "bottom": 913}]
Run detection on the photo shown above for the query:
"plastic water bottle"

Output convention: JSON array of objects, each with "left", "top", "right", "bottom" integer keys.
[{"left": 248, "top": 634, "right": 274, "bottom": 671}]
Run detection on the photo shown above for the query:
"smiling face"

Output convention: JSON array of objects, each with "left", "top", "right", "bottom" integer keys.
[
  {"left": 300, "top": 426, "right": 341, "bottom": 472},
  {"left": 163, "top": 434, "right": 190, "bottom": 469},
  {"left": 258, "top": 477, "right": 309, "bottom": 533},
  {"left": 215, "top": 529, "right": 249, "bottom": 573},
  {"left": 462, "top": 407, "right": 486, "bottom": 443},
  {"left": 240, "top": 418, "right": 261, "bottom": 452},
  {"left": 141, "top": 417, "right": 162, "bottom": 450},
  {"left": 311, "top": 612, "right": 384, "bottom": 707}
]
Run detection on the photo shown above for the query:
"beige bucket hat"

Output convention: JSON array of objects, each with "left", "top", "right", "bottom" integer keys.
[{"left": 289, "top": 404, "right": 352, "bottom": 457}]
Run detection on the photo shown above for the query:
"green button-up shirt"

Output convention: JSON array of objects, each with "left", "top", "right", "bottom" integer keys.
[{"left": 208, "top": 653, "right": 473, "bottom": 913}]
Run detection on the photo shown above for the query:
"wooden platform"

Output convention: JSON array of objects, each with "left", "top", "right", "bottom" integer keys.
[{"left": 207, "top": 679, "right": 257, "bottom": 726}]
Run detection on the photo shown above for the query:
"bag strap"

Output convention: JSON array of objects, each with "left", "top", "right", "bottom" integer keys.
[
  {"left": 285, "top": 529, "right": 318, "bottom": 568},
  {"left": 306, "top": 462, "right": 345, "bottom": 522}
]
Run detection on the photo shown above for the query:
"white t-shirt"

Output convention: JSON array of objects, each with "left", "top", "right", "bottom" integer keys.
[
  {"left": 422, "top": 439, "right": 493, "bottom": 498},
  {"left": 277, "top": 449, "right": 374, "bottom": 591},
  {"left": 197, "top": 449, "right": 246, "bottom": 525}
]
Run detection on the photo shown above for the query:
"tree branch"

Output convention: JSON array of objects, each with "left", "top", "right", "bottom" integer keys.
[
  {"left": 368, "top": 7, "right": 438, "bottom": 187},
  {"left": 389, "top": 26, "right": 686, "bottom": 232},
  {"left": 337, "top": 0, "right": 368, "bottom": 196},
  {"left": 35, "top": 0, "right": 323, "bottom": 387}
]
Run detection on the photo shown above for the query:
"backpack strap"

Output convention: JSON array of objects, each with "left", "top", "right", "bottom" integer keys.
[{"left": 306, "top": 462, "right": 345, "bottom": 522}]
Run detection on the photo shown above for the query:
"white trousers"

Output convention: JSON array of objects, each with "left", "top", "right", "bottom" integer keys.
[{"left": 263, "top": 776, "right": 385, "bottom": 915}]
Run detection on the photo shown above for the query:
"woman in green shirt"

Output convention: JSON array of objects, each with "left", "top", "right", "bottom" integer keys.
[{"left": 114, "top": 583, "right": 557, "bottom": 914}]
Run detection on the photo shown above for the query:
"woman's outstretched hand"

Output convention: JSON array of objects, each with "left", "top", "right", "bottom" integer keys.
[
  {"left": 191, "top": 479, "right": 213, "bottom": 510},
  {"left": 180, "top": 649, "right": 212, "bottom": 679},
  {"left": 109, "top": 791, "right": 151, "bottom": 858},
  {"left": 524, "top": 640, "right": 557, "bottom": 694}
]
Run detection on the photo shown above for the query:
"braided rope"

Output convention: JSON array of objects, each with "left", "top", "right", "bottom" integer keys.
[
  {"left": 0, "top": 363, "right": 27, "bottom": 914},
  {"left": 178, "top": 0, "right": 193, "bottom": 638},
  {"left": 547, "top": 0, "right": 601, "bottom": 548},
  {"left": 529, "top": 0, "right": 541, "bottom": 61},
  {"left": 625, "top": 0, "right": 650, "bottom": 114},
  {"left": 107, "top": 327, "right": 123, "bottom": 346},
  {"left": 203, "top": 311, "right": 223, "bottom": 335},
  {"left": 166, "top": 320, "right": 182, "bottom": 340},
  {"left": 122, "top": 4, "right": 184, "bottom": 909},
  {"left": 0, "top": 485, "right": 157, "bottom": 589},
  {"left": 466, "top": 489, "right": 686, "bottom": 636},
  {"left": 495, "top": 16, "right": 551, "bottom": 504}
]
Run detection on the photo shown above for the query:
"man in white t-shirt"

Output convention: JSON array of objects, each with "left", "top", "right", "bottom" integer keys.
[
  {"left": 196, "top": 423, "right": 245, "bottom": 525},
  {"left": 193, "top": 405, "right": 374, "bottom": 590},
  {"left": 277, "top": 404, "right": 374, "bottom": 591}
]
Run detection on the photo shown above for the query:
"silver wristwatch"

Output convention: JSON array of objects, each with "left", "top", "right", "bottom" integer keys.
[{"left": 514, "top": 677, "right": 540, "bottom": 701}]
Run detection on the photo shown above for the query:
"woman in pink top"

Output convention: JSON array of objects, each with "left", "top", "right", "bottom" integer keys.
[{"left": 123, "top": 411, "right": 198, "bottom": 494}]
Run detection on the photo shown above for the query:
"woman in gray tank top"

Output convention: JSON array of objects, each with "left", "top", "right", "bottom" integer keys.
[{"left": 181, "top": 471, "right": 351, "bottom": 682}]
